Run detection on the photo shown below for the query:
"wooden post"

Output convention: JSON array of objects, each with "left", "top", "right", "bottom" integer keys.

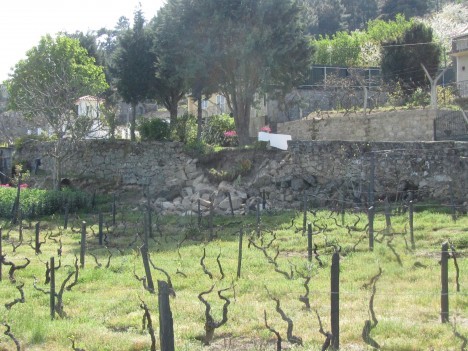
[
  {"left": 262, "top": 190, "right": 266, "bottom": 210},
  {"left": 35, "top": 222, "right": 40, "bottom": 254},
  {"left": 80, "top": 221, "right": 86, "bottom": 269},
  {"left": 384, "top": 196, "right": 391, "bottom": 230},
  {"left": 143, "top": 213, "right": 149, "bottom": 250},
  {"left": 303, "top": 192, "right": 307, "bottom": 234},
  {"left": 368, "top": 153, "right": 375, "bottom": 208},
  {"left": 98, "top": 212, "right": 103, "bottom": 246},
  {"left": 158, "top": 280, "right": 175, "bottom": 351},
  {"left": 256, "top": 201, "right": 261, "bottom": 237},
  {"left": 330, "top": 250, "right": 340, "bottom": 350},
  {"left": 409, "top": 201, "right": 415, "bottom": 250},
  {"left": 141, "top": 246, "right": 155, "bottom": 292},
  {"left": 50, "top": 257, "right": 55, "bottom": 320},
  {"left": 339, "top": 192, "right": 345, "bottom": 226},
  {"left": 227, "top": 192, "right": 234, "bottom": 216},
  {"left": 237, "top": 228, "right": 243, "bottom": 279},
  {"left": 307, "top": 223, "right": 313, "bottom": 262},
  {"left": 368, "top": 206, "right": 374, "bottom": 251},
  {"left": 441, "top": 242, "right": 449, "bottom": 323}
]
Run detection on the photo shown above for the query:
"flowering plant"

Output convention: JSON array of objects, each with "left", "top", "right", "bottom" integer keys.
[
  {"left": 260, "top": 125, "right": 271, "bottom": 133},
  {"left": 223, "top": 130, "right": 237, "bottom": 138},
  {"left": 222, "top": 130, "right": 238, "bottom": 147},
  {"left": 0, "top": 183, "right": 29, "bottom": 188}
]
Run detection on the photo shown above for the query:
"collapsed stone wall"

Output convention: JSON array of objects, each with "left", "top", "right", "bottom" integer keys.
[{"left": 15, "top": 140, "right": 467, "bottom": 215}]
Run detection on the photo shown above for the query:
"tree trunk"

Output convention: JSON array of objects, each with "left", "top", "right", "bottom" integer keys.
[
  {"left": 130, "top": 102, "right": 137, "bottom": 141},
  {"left": 169, "top": 103, "right": 178, "bottom": 129},
  {"left": 234, "top": 98, "right": 252, "bottom": 146},
  {"left": 54, "top": 158, "right": 62, "bottom": 191}
]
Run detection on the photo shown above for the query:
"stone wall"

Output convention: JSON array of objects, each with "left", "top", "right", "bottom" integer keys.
[
  {"left": 15, "top": 140, "right": 467, "bottom": 215},
  {"left": 277, "top": 109, "right": 436, "bottom": 142}
]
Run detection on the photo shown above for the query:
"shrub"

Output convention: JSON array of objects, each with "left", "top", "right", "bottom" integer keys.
[
  {"left": 0, "top": 187, "right": 91, "bottom": 219},
  {"left": 407, "top": 87, "right": 430, "bottom": 108},
  {"left": 138, "top": 118, "right": 171, "bottom": 141},
  {"left": 171, "top": 113, "right": 197, "bottom": 144},
  {"left": 202, "top": 114, "right": 236, "bottom": 146}
]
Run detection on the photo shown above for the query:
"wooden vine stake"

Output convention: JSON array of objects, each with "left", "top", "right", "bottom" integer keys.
[
  {"left": 158, "top": 280, "right": 175, "bottom": 351},
  {"left": 330, "top": 249, "right": 340, "bottom": 350},
  {"left": 409, "top": 201, "right": 415, "bottom": 249},
  {"left": 80, "top": 221, "right": 86, "bottom": 269},
  {"left": 237, "top": 228, "right": 243, "bottom": 279},
  {"left": 307, "top": 223, "right": 313, "bottom": 262},
  {"left": 50, "top": 257, "right": 56, "bottom": 319},
  {"left": 441, "top": 241, "right": 449, "bottom": 323}
]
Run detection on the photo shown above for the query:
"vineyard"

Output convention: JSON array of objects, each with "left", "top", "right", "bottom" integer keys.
[{"left": 0, "top": 194, "right": 466, "bottom": 351}]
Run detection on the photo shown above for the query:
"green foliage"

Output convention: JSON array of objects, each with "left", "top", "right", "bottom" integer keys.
[
  {"left": 183, "top": 140, "right": 215, "bottom": 157},
  {"left": 171, "top": 113, "right": 197, "bottom": 144},
  {"left": 366, "top": 14, "right": 414, "bottom": 43},
  {"left": 172, "top": 0, "right": 312, "bottom": 145},
  {"left": 6, "top": 35, "right": 108, "bottom": 138},
  {"left": 207, "top": 158, "right": 252, "bottom": 182},
  {"left": 0, "top": 208, "right": 465, "bottom": 350},
  {"left": 381, "top": 22, "right": 441, "bottom": 95},
  {"left": 113, "top": 9, "right": 156, "bottom": 140},
  {"left": 13, "top": 134, "right": 52, "bottom": 151},
  {"left": 312, "top": 14, "right": 415, "bottom": 67},
  {"left": 0, "top": 187, "right": 90, "bottom": 219},
  {"left": 138, "top": 118, "right": 171, "bottom": 141},
  {"left": 407, "top": 87, "right": 430, "bottom": 108},
  {"left": 202, "top": 114, "right": 236, "bottom": 146}
]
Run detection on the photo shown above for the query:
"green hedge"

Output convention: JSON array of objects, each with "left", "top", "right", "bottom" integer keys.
[{"left": 0, "top": 187, "right": 91, "bottom": 219}]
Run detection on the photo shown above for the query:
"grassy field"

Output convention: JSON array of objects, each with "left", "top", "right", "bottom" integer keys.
[{"left": 0, "top": 205, "right": 466, "bottom": 351}]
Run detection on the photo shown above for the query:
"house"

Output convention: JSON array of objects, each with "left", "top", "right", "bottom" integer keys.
[
  {"left": 75, "top": 95, "right": 109, "bottom": 139},
  {"left": 450, "top": 27, "right": 468, "bottom": 97}
]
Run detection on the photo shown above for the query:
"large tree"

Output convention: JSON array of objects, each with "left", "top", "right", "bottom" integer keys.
[
  {"left": 181, "top": 0, "right": 312, "bottom": 145},
  {"left": 113, "top": 9, "right": 156, "bottom": 141},
  {"left": 381, "top": 22, "right": 441, "bottom": 96},
  {"left": 149, "top": 3, "right": 188, "bottom": 129},
  {"left": 6, "top": 35, "right": 108, "bottom": 188}
]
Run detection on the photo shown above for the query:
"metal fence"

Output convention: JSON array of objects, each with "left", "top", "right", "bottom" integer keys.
[{"left": 434, "top": 110, "right": 468, "bottom": 141}]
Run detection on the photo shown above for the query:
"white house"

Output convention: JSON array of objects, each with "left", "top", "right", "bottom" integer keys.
[
  {"left": 450, "top": 27, "right": 468, "bottom": 97},
  {"left": 75, "top": 95, "right": 108, "bottom": 138}
]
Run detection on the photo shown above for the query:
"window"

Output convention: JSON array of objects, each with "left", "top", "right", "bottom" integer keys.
[
  {"left": 201, "top": 99, "right": 209, "bottom": 110},
  {"left": 216, "top": 95, "right": 226, "bottom": 112}
]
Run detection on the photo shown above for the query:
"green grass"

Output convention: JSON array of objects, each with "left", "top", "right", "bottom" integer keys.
[{"left": 0, "top": 207, "right": 466, "bottom": 351}]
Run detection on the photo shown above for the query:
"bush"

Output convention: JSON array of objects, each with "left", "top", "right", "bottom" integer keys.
[
  {"left": 172, "top": 113, "right": 197, "bottom": 144},
  {"left": 202, "top": 114, "right": 236, "bottom": 146},
  {"left": 0, "top": 187, "right": 91, "bottom": 219},
  {"left": 138, "top": 118, "right": 171, "bottom": 141}
]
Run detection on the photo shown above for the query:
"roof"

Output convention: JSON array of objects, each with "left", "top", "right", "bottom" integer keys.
[{"left": 75, "top": 95, "right": 105, "bottom": 104}]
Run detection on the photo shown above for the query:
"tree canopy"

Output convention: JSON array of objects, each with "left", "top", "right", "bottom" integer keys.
[
  {"left": 113, "top": 8, "right": 157, "bottom": 141},
  {"left": 6, "top": 34, "right": 108, "bottom": 188},
  {"left": 170, "top": 0, "right": 312, "bottom": 145},
  {"left": 381, "top": 22, "right": 441, "bottom": 95},
  {"left": 6, "top": 35, "right": 108, "bottom": 139}
]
